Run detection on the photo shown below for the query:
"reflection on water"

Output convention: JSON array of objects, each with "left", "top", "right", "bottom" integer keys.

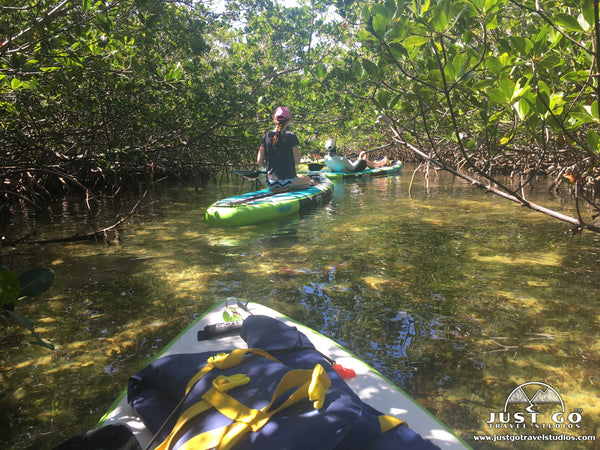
[{"left": 1, "top": 164, "right": 599, "bottom": 449}]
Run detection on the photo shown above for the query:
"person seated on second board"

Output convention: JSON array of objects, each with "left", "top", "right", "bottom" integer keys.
[
  {"left": 323, "top": 140, "right": 390, "bottom": 172},
  {"left": 257, "top": 106, "right": 312, "bottom": 192}
]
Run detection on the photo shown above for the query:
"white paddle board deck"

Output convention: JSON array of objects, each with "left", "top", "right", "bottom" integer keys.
[{"left": 99, "top": 299, "right": 469, "bottom": 449}]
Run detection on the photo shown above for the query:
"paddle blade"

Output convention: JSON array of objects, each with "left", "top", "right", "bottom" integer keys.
[{"left": 234, "top": 170, "right": 263, "bottom": 181}]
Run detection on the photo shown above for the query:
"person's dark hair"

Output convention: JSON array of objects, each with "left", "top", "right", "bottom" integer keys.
[{"left": 272, "top": 119, "right": 290, "bottom": 146}]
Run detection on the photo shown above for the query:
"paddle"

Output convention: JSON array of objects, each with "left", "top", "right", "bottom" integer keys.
[
  {"left": 236, "top": 165, "right": 326, "bottom": 176},
  {"left": 224, "top": 173, "right": 325, "bottom": 207},
  {"left": 233, "top": 169, "right": 264, "bottom": 181},
  {"left": 220, "top": 190, "right": 281, "bottom": 206}
]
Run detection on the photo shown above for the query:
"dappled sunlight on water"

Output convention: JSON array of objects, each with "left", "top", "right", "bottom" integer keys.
[{"left": 1, "top": 165, "right": 599, "bottom": 448}]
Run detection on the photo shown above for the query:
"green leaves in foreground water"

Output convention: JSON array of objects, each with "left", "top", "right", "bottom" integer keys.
[{"left": 0, "top": 266, "right": 55, "bottom": 350}]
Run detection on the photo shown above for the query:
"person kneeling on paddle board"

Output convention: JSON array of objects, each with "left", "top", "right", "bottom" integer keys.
[
  {"left": 323, "top": 140, "right": 390, "bottom": 173},
  {"left": 257, "top": 107, "right": 312, "bottom": 192}
]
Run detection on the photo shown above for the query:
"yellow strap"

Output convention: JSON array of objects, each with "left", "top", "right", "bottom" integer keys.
[
  {"left": 155, "top": 399, "right": 213, "bottom": 450},
  {"left": 204, "top": 387, "right": 271, "bottom": 431},
  {"left": 210, "top": 348, "right": 281, "bottom": 370},
  {"left": 261, "top": 365, "right": 330, "bottom": 415},
  {"left": 175, "top": 365, "right": 331, "bottom": 450},
  {"left": 156, "top": 349, "right": 282, "bottom": 450},
  {"left": 178, "top": 421, "right": 248, "bottom": 450},
  {"left": 378, "top": 414, "right": 407, "bottom": 433},
  {"left": 184, "top": 349, "right": 281, "bottom": 396},
  {"left": 308, "top": 364, "right": 330, "bottom": 409},
  {"left": 156, "top": 375, "right": 253, "bottom": 450},
  {"left": 212, "top": 365, "right": 330, "bottom": 448}
]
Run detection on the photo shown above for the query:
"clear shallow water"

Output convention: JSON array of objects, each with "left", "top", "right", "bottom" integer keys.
[{"left": 1, "top": 164, "right": 599, "bottom": 449}]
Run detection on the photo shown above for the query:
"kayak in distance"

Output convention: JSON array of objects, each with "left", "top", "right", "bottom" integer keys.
[
  {"left": 204, "top": 173, "right": 333, "bottom": 227},
  {"left": 88, "top": 299, "right": 469, "bottom": 450},
  {"left": 301, "top": 160, "right": 404, "bottom": 180}
]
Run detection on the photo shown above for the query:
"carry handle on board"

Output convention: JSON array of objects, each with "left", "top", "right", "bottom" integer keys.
[{"left": 197, "top": 321, "right": 244, "bottom": 341}]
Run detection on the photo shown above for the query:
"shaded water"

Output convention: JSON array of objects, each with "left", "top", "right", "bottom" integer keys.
[{"left": 1, "top": 164, "right": 599, "bottom": 449}]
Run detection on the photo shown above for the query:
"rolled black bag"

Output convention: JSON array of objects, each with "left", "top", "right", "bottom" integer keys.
[{"left": 126, "top": 315, "right": 439, "bottom": 450}]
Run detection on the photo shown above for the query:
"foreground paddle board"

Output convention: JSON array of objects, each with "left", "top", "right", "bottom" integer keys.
[
  {"left": 205, "top": 174, "right": 333, "bottom": 227},
  {"left": 99, "top": 300, "right": 469, "bottom": 449}
]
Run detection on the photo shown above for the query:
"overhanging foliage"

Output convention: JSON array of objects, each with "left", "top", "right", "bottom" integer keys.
[{"left": 1, "top": 0, "right": 599, "bottom": 233}]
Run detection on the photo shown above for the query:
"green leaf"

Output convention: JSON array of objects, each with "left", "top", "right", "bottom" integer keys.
[
  {"left": 444, "top": 62, "right": 456, "bottom": 82},
  {"left": 372, "top": 14, "right": 387, "bottom": 37},
  {"left": 362, "top": 5, "right": 372, "bottom": 23},
  {"left": 554, "top": 13, "right": 584, "bottom": 32},
  {"left": 463, "top": 29, "right": 473, "bottom": 44},
  {"left": 362, "top": 58, "right": 379, "bottom": 76},
  {"left": 18, "top": 268, "right": 54, "bottom": 298},
  {"left": 483, "top": 0, "right": 498, "bottom": 12},
  {"left": 388, "top": 42, "right": 407, "bottom": 59},
  {"left": 512, "top": 80, "right": 531, "bottom": 102},
  {"left": 577, "top": 13, "right": 591, "bottom": 32},
  {"left": 485, "top": 13, "right": 498, "bottom": 29},
  {"left": 537, "top": 80, "right": 550, "bottom": 96},
  {"left": 509, "top": 36, "right": 529, "bottom": 56},
  {"left": 568, "top": 112, "right": 595, "bottom": 125},
  {"left": 403, "top": 34, "right": 430, "bottom": 47},
  {"left": 514, "top": 98, "right": 530, "bottom": 120},
  {"left": 11, "top": 78, "right": 21, "bottom": 89},
  {"left": 499, "top": 77, "right": 515, "bottom": 99},
  {"left": 452, "top": 52, "right": 466, "bottom": 79},
  {"left": 386, "top": 21, "right": 407, "bottom": 42},
  {"left": 487, "top": 87, "right": 508, "bottom": 104},
  {"left": 536, "top": 91, "right": 550, "bottom": 114},
  {"left": 499, "top": 52, "right": 512, "bottom": 66},
  {"left": 473, "top": 79, "right": 496, "bottom": 91},
  {"left": 534, "top": 24, "right": 549, "bottom": 46},
  {"left": 377, "top": 90, "right": 391, "bottom": 108},
  {"left": 223, "top": 306, "right": 243, "bottom": 322},
  {"left": 372, "top": 3, "right": 394, "bottom": 21},
  {"left": 390, "top": 93, "right": 402, "bottom": 109},
  {"left": 537, "top": 53, "right": 562, "bottom": 70},
  {"left": 586, "top": 100, "right": 599, "bottom": 120},
  {"left": 5, "top": 310, "right": 54, "bottom": 350},
  {"left": 485, "top": 55, "right": 503, "bottom": 74},
  {"left": 0, "top": 271, "right": 20, "bottom": 307},
  {"left": 548, "top": 92, "right": 564, "bottom": 111},
  {"left": 97, "top": 14, "right": 113, "bottom": 33},
  {"left": 547, "top": 27, "right": 563, "bottom": 46},
  {"left": 561, "top": 70, "right": 591, "bottom": 82},
  {"left": 431, "top": 7, "right": 449, "bottom": 33},
  {"left": 358, "top": 29, "right": 378, "bottom": 43},
  {"left": 6, "top": 309, "right": 34, "bottom": 330},
  {"left": 421, "top": 0, "right": 431, "bottom": 15},
  {"left": 587, "top": 130, "right": 600, "bottom": 154},
  {"left": 582, "top": 0, "right": 594, "bottom": 28}
]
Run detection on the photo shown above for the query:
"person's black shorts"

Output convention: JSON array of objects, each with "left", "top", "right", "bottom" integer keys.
[{"left": 354, "top": 159, "right": 368, "bottom": 172}]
